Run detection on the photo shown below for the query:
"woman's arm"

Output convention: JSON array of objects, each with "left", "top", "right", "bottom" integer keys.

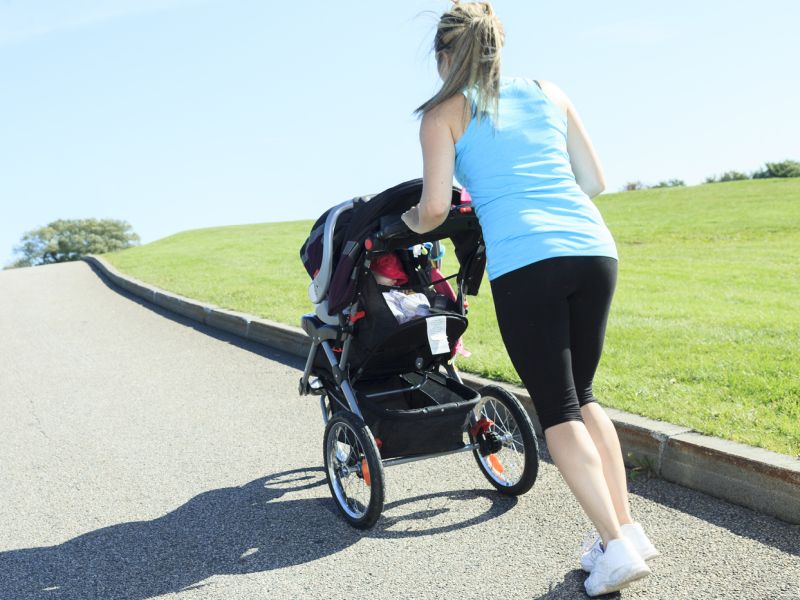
[
  {"left": 539, "top": 80, "right": 606, "bottom": 198},
  {"left": 401, "top": 104, "right": 455, "bottom": 233}
]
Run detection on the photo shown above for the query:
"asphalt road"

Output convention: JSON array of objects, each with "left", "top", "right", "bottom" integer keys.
[{"left": 1, "top": 261, "right": 798, "bottom": 600}]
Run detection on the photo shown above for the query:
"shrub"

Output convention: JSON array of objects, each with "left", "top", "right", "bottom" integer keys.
[
  {"left": 720, "top": 171, "right": 749, "bottom": 182},
  {"left": 706, "top": 171, "right": 750, "bottom": 183},
  {"left": 752, "top": 160, "right": 800, "bottom": 179},
  {"left": 623, "top": 181, "right": 646, "bottom": 191},
  {"left": 652, "top": 179, "right": 686, "bottom": 188}
]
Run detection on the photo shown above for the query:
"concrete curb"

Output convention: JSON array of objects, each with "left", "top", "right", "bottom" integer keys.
[{"left": 84, "top": 255, "right": 800, "bottom": 525}]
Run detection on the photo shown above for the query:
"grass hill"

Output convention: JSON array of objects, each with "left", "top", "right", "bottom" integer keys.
[{"left": 105, "top": 179, "right": 800, "bottom": 456}]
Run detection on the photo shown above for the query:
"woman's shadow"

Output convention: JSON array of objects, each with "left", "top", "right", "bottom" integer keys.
[{"left": 0, "top": 467, "right": 516, "bottom": 600}]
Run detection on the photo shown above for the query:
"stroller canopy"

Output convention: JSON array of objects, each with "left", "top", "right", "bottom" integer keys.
[{"left": 300, "top": 179, "right": 486, "bottom": 314}]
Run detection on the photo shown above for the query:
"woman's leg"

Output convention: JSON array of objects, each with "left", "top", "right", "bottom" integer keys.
[
  {"left": 581, "top": 403, "right": 633, "bottom": 525},
  {"left": 545, "top": 421, "right": 623, "bottom": 545},
  {"left": 490, "top": 258, "right": 623, "bottom": 547},
  {"left": 568, "top": 257, "right": 633, "bottom": 525}
]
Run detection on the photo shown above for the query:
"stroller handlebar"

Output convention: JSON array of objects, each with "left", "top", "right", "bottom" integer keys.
[
  {"left": 376, "top": 204, "right": 474, "bottom": 242},
  {"left": 376, "top": 216, "right": 410, "bottom": 240}
]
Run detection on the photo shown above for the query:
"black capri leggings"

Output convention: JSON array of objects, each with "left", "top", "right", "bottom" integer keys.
[{"left": 490, "top": 256, "right": 618, "bottom": 431}]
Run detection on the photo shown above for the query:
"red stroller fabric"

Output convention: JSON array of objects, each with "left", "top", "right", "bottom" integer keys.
[{"left": 370, "top": 253, "right": 408, "bottom": 286}]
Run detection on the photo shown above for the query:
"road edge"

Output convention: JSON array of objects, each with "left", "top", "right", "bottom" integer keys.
[{"left": 84, "top": 254, "right": 800, "bottom": 525}]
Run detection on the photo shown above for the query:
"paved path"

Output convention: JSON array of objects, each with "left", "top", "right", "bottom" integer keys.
[{"left": 0, "top": 261, "right": 798, "bottom": 600}]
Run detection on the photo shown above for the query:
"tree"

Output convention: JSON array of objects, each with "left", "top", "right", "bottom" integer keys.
[
  {"left": 9, "top": 219, "right": 140, "bottom": 268},
  {"left": 752, "top": 159, "right": 800, "bottom": 179}
]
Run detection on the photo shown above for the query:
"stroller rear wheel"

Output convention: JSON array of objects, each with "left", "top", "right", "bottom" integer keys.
[
  {"left": 323, "top": 411, "right": 385, "bottom": 529},
  {"left": 470, "top": 385, "right": 539, "bottom": 495}
]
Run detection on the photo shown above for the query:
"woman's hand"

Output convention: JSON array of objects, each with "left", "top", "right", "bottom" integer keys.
[
  {"left": 402, "top": 104, "right": 456, "bottom": 234},
  {"left": 400, "top": 205, "right": 421, "bottom": 231}
]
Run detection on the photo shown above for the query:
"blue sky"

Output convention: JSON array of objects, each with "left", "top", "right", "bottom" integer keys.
[{"left": 1, "top": 0, "right": 798, "bottom": 266}]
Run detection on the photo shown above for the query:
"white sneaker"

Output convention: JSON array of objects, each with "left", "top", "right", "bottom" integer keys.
[
  {"left": 622, "top": 522, "right": 660, "bottom": 561},
  {"left": 584, "top": 538, "right": 651, "bottom": 597},
  {"left": 581, "top": 522, "right": 659, "bottom": 572},
  {"left": 580, "top": 537, "right": 604, "bottom": 573}
]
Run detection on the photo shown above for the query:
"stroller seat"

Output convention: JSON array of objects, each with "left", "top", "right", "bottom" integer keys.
[{"left": 352, "top": 312, "right": 467, "bottom": 381}]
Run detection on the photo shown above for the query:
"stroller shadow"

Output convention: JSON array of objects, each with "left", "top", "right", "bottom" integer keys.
[
  {"left": 375, "top": 489, "right": 518, "bottom": 539},
  {"left": 0, "top": 468, "right": 335, "bottom": 600},
  {"left": 0, "top": 468, "right": 515, "bottom": 600}
]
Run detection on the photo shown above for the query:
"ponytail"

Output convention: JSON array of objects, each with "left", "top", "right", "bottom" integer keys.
[{"left": 415, "top": 1, "right": 504, "bottom": 122}]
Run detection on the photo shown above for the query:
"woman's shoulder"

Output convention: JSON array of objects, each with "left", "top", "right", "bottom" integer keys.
[
  {"left": 430, "top": 91, "right": 469, "bottom": 122},
  {"left": 500, "top": 75, "right": 544, "bottom": 91},
  {"left": 423, "top": 93, "right": 467, "bottom": 125},
  {"left": 500, "top": 76, "right": 559, "bottom": 93},
  {"left": 534, "top": 80, "right": 571, "bottom": 115},
  {"left": 421, "top": 93, "right": 470, "bottom": 143},
  {"left": 535, "top": 79, "right": 562, "bottom": 94}
]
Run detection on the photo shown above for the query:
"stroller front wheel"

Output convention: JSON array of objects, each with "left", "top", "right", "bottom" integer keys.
[
  {"left": 470, "top": 385, "right": 539, "bottom": 495},
  {"left": 323, "top": 411, "right": 385, "bottom": 529}
]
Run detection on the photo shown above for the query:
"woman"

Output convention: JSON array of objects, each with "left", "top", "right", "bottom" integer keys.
[{"left": 401, "top": 2, "right": 659, "bottom": 596}]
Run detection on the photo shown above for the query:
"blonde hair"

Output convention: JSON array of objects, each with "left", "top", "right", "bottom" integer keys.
[{"left": 415, "top": 1, "right": 505, "bottom": 122}]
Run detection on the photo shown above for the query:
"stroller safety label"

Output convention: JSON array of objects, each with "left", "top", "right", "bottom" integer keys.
[{"left": 426, "top": 316, "right": 450, "bottom": 355}]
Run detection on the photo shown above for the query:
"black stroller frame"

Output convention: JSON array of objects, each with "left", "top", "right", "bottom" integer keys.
[{"left": 298, "top": 179, "right": 539, "bottom": 528}]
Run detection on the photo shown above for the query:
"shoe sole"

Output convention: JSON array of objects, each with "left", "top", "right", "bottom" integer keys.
[
  {"left": 640, "top": 547, "right": 660, "bottom": 561},
  {"left": 582, "top": 548, "right": 658, "bottom": 574},
  {"left": 585, "top": 564, "right": 652, "bottom": 596}
]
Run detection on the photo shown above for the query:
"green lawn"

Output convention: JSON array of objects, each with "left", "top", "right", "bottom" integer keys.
[{"left": 105, "top": 179, "right": 800, "bottom": 456}]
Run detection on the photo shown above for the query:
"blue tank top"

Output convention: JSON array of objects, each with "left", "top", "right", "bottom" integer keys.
[{"left": 454, "top": 77, "right": 617, "bottom": 281}]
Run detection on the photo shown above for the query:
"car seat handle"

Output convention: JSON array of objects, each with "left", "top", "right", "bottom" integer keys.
[{"left": 309, "top": 199, "right": 354, "bottom": 304}]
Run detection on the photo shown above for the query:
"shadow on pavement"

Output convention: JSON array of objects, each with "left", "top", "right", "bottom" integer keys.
[
  {"left": 374, "top": 489, "right": 517, "bottom": 539},
  {"left": 535, "top": 569, "right": 620, "bottom": 600},
  {"left": 508, "top": 424, "right": 798, "bottom": 561},
  {"left": 628, "top": 476, "right": 800, "bottom": 557},
  {"left": 0, "top": 468, "right": 515, "bottom": 600}
]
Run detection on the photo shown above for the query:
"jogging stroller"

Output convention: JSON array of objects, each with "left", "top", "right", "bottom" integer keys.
[{"left": 298, "top": 179, "right": 539, "bottom": 529}]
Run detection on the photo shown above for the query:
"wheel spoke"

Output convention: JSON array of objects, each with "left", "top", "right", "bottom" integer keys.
[
  {"left": 476, "top": 396, "right": 531, "bottom": 487},
  {"left": 495, "top": 405, "right": 508, "bottom": 432},
  {"left": 326, "top": 417, "right": 375, "bottom": 523}
]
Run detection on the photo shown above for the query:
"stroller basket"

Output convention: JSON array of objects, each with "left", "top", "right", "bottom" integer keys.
[{"left": 356, "top": 372, "right": 480, "bottom": 459}]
